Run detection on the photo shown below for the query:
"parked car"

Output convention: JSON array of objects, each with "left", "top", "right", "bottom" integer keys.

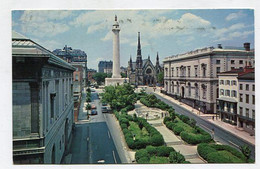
[
  {"left": 91, "top": 104, "right": 96, "bottom": 109},
  {"left": 102, "top": 106, "right": 108, "bottom": 113},
  {"left": 91, "top": 110, "right": 98, "bottom": 115}
]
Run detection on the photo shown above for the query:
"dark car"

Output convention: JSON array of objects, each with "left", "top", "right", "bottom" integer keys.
[
  {"left": 102, "top": 106, "right": 108, "bottom": 113},
  {"left": 91, "top": 110, "right": 98, "bottom": 115}
]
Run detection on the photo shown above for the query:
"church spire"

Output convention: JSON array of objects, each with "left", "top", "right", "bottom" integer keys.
[
  {"left": 137, "top": 32, "right": 141, "bottom": 56},
  {"left": 156, "top": 52, "right": 160, "bottom": 66}
]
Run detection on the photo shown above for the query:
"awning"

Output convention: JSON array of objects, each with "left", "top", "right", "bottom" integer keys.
[{"left": 217, "top": 97, "right": 237, "bottom": 103}]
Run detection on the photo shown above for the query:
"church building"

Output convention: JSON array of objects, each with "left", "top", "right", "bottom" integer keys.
[{"left": 127, "top": 32, "right": 162, "bottom": 86}]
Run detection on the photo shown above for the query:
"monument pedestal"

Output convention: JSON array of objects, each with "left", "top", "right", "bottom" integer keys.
[{"left": 105, "top": 78, "right": 129, "bottom": 86}]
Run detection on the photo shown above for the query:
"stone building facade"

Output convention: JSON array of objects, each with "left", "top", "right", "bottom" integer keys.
[
  {"left": 237, "top": 69, "right": 255, "bottom": 134},
  {"left": 71, "top": 64, "right": 84, "bottom": 122},
  {"left": 127, "top": 32, "right": 162, "bottom": 86},
  {"left": 217, "top": 67, "right": 255, "bottom": 135},
  {"left": 163, "top": 43, "right": 254, "bottom": 114},
  {"left": 53, "top": 46, "right": 88, "bottom": 86},
  {"left": 12, "top": 31, "right": 75, "bottom": 164},
  {"left": 98, "top": 60, "right": 113, "bottom": 73}
]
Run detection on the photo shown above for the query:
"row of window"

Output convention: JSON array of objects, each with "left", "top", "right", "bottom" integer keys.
[
  {"left": 239, "top": 107, "right": 255, "bottom": 119},
  {"left": 219, "top": 80, "right": 237, "bottom": 86},
  {"left": 165, "top": 65, "right": 207, "bottom": 77},
  {"left": 239, "top": 84, "right": 255, "bottom": 91},
  {"left": 216, "top": 59, "right": 245, "bottom": 65},
  {"left": 220, "top": 89, "right": 237, "bottom": 97},
  {"left": 239, "top": 94, "right": 255, "bottom": 105},
  {"left": 166, "top": 83, "right": 207, "bottom": 99}
]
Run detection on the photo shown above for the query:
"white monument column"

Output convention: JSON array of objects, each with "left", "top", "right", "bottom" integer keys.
[
  {"left": 105, "top": 15, "right": 129, "bottom": 86},
  {"left": 112, "top": 15, "right": 121, "bottom": 78}
]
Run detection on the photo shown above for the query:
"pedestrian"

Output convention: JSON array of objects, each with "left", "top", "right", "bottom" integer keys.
[{"left": 161, "top": 112, "right": 163, "bottom": 118}]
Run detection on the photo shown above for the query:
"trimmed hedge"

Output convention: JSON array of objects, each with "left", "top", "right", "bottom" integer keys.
[
  {"left": 164, "top": 117, "right": 212, "bottom": 145},
  {"left": 180, "top": 131, "right": 212, "bottom": 145},
  {"left": 197, "top": 143, "right": 248, "bottom": 163},
  {"left": 140, "top": 94, "right": 171, "bottom": 110},
  {"left": 135, "top": 145, "right": 188, "bottom": 164},
  {"left": 116, "top": 111, "right": 164, "bottom": 150}
]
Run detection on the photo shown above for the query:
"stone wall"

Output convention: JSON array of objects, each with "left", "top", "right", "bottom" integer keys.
[{"left": 13, "top": 82, "right": 31, "bottom": 138}]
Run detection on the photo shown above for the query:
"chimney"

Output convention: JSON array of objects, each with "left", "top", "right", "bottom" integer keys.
[
  {"left": 217, "top": 44, "right": 222, "bottom": 49},
  {"left": 244, "top": 42, "right": 250, "bottom": 51}
]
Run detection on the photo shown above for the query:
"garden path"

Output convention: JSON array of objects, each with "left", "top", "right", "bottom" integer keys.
[{"left": 133, "top": 101, "right": 206, "bottom": 163}]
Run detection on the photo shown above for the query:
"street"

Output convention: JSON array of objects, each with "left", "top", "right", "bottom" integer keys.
[
  {"left": 70, "top": 89, "right": 121, "bottom": 164},
  {"left": 146, "top": 87, "right": 255, "bottom": 160}
]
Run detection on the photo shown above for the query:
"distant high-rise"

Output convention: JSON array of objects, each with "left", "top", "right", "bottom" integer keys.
[{"left": 98, "top": 60, "right": 113, "bottom": 73}]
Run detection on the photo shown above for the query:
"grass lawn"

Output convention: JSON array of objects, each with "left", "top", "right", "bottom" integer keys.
[
  {"left": 207, "top": 150, "right": 245, "bottom": 163},
  {"left": 129, "top": 121, "right": 149, "bottom": 140},
  {"left": 149, "top": 156, "right": 169, "bottom": 164}
]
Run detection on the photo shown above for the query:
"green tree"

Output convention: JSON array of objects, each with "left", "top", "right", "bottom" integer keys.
[
  {"left": 93, "top": 72, "right": 110, "bottom": 85},
  {"left": 156, "top": 71, "right": 164, "bottom": 84},
  {"left": 121, "top": 72, "right": 127, "bottom": 78}
]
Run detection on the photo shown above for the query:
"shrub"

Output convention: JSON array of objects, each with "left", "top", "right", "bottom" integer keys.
[
  {"left": 114, "top": 111, "right": 120, "bottom": 119},
  {"left": 188, "top": 118, "right": 197, "bottom": 128},
  {"left": 180, "top": 115, "right": 190, "bottom": 124},
  {"left": 150, "top": 134, "right": 164, "bottom": 146},
  {"left": 138, "top": 157, "right": 150, "bottom": 164},
  {"left": 134, "top": 139, "right": 148, "bottom": 149},
  {"left": 120, "top": 123, "right": 127, "bottom": 130},
  {"left": 163, "top": 117, "right": 171, "bottom": 124},
  {"left": 126, "top": 137, "right": 135, "bottom": 149},
  {"left": 180, "top": 131, "right": 212, "bottom": 145},
  {"left": 157, "top": 146, "right": 175, "bottom": 157},
  {"left": 197, "top": 143, "right": 248, "bottom": 163},
  {"left": 197, "top": 143, "right": 217, "bottom": 160},
  {"left": 119, "top": 118, "right": 129, "bottom": 126},
  {"left": 206, "top": 151, "right": 244, "bottom": 163},
  {"left": 173, "top": 126, "right": 184, "bottom": 135},
  {"left": 169, "top": 151, "right": 186, "bottom": 163},
  {"left": 135, "top": 149, "right": 149, "bottom": 161},
  {"left": 146, "top": 146, "right": 157, "bottom": 156},
  {"left": 126, "top": 105, "right": 135, "bottom": 111}
]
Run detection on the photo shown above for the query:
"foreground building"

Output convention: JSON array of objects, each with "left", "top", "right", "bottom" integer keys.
[
  {"left": 217, "top": 67, "right": 255, "bottom": 135},
  {"left": 127, "top": 32, "right": 162, "bottom": 86},
  {"left": 163, "top": 43, "right": 254, "bottom": 114},
  {"left": 13, "top": 31, "right": 75, "bottom": 164}
]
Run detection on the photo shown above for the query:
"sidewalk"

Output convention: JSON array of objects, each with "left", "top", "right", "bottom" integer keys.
[{"left": 153, "top": 88, "right": 255, "bottom": 145}]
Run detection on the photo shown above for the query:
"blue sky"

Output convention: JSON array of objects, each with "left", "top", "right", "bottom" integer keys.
[{"left": 12, "top": 9, "right": 254, "bottom": 70}]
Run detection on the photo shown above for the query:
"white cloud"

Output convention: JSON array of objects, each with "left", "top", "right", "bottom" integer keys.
[
  {"left": 71, "top": 11, "right": 213, "bottom": 48},
  {"left": 19, "top": 10, "right": 72, "bottom": 37},
  {"left": 32, "top": 38, "right": 62, "bottom": 51},
  {"left": 226, "top": 11, "right": 246, "bottom": 21},
  {"left": 213, "top": 22, "right": 253, "bottom": 42}
]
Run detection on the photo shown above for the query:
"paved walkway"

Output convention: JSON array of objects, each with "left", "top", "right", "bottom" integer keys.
[
  {"left": 134, "top": 101, "right": 205, "bottom": 163},
  {"left": 152, "top": 88, "right": 255, "bottom": 145}
]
